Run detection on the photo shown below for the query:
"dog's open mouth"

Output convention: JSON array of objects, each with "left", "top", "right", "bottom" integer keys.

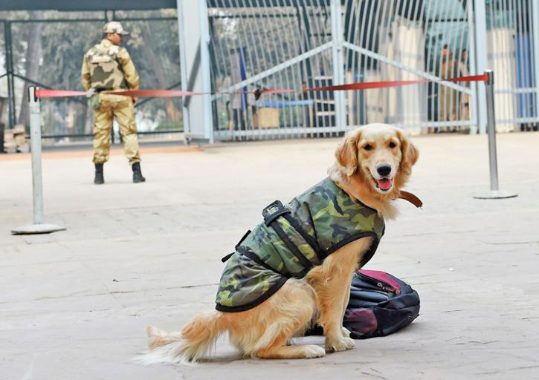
[{"left": 375, "top": 178, "right": 393, "bottom": 192}]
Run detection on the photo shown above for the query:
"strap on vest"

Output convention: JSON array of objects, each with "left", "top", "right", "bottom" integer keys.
[
  {"left": 262, "top": 200, "right": 318, "bottom": 273},
  {"left": 262, "top": 200, "right": 319, "bottom": 254},
  {"left": 235, "top": 229, "right": 252, "bottom": 249},
  {"left": 269, "top": 220, "right": 314, "bottom": 273},
  {"left": 281, "top": 213, "right": 321, "bottom": 259},
  {"left": 221, "top": 252, "right": 234, "bottom": 263},
  {"left": 262, "top": 200, "right": 291, "bottom": 226},
  {"left": 221, "top": 229, "right": 252, "bottom": 262}
]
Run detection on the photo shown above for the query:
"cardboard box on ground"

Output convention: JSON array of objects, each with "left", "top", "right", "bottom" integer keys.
[
  {"left": 253, "top": 108, "right": 279, "bottom": 129},
  {"left": 2, "top": 125, "right": 29, "bottom": 153}
]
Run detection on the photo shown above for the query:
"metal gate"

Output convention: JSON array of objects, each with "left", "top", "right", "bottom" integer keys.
[
  {"left": 208, "top": 1, "right": 340, "bottom": 140},
  {"left": 205, "top": 0, "right": 475, "bottom": 141}
]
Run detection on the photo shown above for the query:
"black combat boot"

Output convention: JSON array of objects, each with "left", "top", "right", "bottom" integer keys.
[
  {"left": 132, "top": 162, "right": 146, "bottom": 183},
  {"left": 94, "top": 163, "right": 104, "bottom": 185}
]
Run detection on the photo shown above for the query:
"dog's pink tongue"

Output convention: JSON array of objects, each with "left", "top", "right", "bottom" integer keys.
[{"left": 377, "top": 178, "right": 392, "bottom": 191}]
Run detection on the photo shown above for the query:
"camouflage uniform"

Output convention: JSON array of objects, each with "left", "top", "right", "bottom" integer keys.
[
  {"left": 215, "top": 178, "right": 385, "bottom": 312},
  {"left": 81, "top": 35, "right": 141, "bottom": 165}
]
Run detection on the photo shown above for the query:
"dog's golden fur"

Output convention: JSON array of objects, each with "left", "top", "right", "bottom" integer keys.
[
  {"left": 329, "top": 123, "right": 418, "bottom": 219},
  {"left": 143, "top": 123, "right": 418, "bottom": 364}
]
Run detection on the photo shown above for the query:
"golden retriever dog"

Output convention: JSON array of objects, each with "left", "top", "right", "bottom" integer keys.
[{"left": 143, "top": 123, "right": 419, "bottom": 363}]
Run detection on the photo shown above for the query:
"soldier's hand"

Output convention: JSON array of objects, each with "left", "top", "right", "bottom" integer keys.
[
  {"left": 132, "top": 97, "right": 138, "bottom": 105},
  {"left": 85, "top": 88, "right": 96, "bottom": 98}
]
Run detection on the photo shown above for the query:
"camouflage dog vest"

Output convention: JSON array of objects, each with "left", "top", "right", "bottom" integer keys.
[{"left": 215, "top": 178, "right": 385, "bottom": 312}]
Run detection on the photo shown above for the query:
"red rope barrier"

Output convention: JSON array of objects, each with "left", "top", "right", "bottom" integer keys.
[
  {"left": 107, "top": 89, "right": 202, "bottom": 97},
  {"left": 256, "top": 74, "right": 488, "bottom": 99},
  {"left": 447, "top": 73, "right": 489, "bottom": 83},
  {"left": 35, "top": 89, "right": 86, "bottom": 98},
  {"left": 296, "top": 73, "right": 488, "bottom": 94},
  {"left": 34, "top": 74, "right": 488, "bottom": 99},
  {"left": 305, "top": 79, "right": 426, "bottom": 93}
]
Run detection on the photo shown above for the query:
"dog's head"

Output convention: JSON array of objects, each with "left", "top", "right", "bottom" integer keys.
[{"left": 334, "top": 124, "right": 418, "bottom": 204}]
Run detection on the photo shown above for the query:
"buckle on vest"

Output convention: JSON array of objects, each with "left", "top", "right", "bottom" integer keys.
[{"left": 262, "top": 200, "right": 290, "bottom": 226}]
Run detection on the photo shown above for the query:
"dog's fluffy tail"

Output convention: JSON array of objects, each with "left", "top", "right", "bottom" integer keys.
[{"left": 139, "top": 311, "right": 226, "bottom": 365}]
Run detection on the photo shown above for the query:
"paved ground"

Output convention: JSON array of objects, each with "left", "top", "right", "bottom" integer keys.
[{"left": 1, "top": 132, "right": 538, "bottom": 380}]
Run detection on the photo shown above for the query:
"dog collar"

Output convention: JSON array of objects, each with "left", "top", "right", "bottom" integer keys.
[{"left": 398, "top": 191, "right": 423, "bottom": 208}]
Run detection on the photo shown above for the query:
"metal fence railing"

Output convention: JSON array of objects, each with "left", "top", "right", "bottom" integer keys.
[
  {"left": 486, "top": 0, "right": 538, "bottom": 132},
  {"left": 208, "top": 2, "right": 335, "bottom": 140},
  {"left": 206, "top": 0, "right": 471, "bottom": 140},
  {"left": 2, "top": 1, "right": 538, "bottom": 145},
  {"left": 203, "top": 0, "right": 539, "bottom": 141}
]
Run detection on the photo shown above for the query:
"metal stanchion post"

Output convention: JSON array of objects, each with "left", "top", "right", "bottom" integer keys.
[
  {"left": 473, "top": 70, "right": 517, "bottom": 200},
  {"left": 11, "top": 87, "right": 66, "bottom": 235}
]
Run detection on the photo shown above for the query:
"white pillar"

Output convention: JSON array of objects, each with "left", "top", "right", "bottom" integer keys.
[
  {"left": 472, "top": 0, "right": 489, "bottom": 134},
  {"left": 532, "top": 0, "right": 539, "bottom": 124},
  {"left": 177, "top": 0, "right": 191, "bottom": 139},
  {"left": 176, "top": 0, "right": 214, "bottom": 143},
  {"left": 198, "top": 0, "right": 214, "bottom": 143},
  {"left": 331, "top": 0, "right": 346, "bottom": 131},
  {"left": 467, "top": 0, "right": 478, "bottom": 134}
]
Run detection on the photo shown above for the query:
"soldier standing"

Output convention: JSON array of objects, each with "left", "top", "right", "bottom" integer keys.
[
  {"left": 439, "top": 44, "right": 459, "bottom": 124},
  {"left": 81, "top": 21, "right": 145, "bottom": 184}
]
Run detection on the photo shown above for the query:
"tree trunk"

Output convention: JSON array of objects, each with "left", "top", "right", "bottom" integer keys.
[
  {"left": 18, "top": 12, "right": 43, "bottom": 127},
  {"left": 140, "top": 22, "right": 181, "bottom": 123}
]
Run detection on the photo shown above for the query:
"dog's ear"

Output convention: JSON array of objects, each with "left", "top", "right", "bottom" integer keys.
[
  {"left": 397, "top": 130, "right": 419, "bottom": 175},
  {"left": 336, "top": 131, "right": 360, "bottom": 176}
]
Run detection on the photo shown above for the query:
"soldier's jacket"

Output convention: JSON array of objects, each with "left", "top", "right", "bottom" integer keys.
[
  {"left": 215, "top": 177, "right": 385, "bottom": 312},
  {"left": 81, "top": 39, "right": 140, "bottom": 92}
]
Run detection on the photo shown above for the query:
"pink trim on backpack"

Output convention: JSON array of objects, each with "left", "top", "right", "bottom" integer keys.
[{"left": 358, "top": 269, "right": 401, "bottom": 295}]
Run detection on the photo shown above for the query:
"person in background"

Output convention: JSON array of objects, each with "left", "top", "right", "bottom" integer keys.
[
  {"left": 81, "top": 21, "right": 145, "bottom": 185},
  {"left": 458, "top": 48, "right": 470, "bottom": 122},
  {"left": 439, "top": 44, "right": 459, "bottom": 127}
]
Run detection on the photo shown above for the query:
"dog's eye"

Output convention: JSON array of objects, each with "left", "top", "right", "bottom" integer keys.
[
  {"left": 388, "top": 141, "right": 397, "bottom": 149},
  {"left": 363, "top": 144, "right": 373, "bottom": 151}
]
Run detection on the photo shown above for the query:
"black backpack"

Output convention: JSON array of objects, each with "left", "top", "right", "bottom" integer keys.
[{"left": 306, "top": 269, "right": 420, "bottom": 339}]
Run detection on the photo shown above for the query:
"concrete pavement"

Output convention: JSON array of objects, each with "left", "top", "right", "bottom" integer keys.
[{"left": 1, "top": 132, "right": 538, "bottom": 379}]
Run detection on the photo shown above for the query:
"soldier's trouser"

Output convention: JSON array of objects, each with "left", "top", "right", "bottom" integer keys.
[{"left": 92, "top": 94, "right": 140, "bottom": 165}]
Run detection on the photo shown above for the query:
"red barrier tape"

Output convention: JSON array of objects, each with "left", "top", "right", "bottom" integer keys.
[
  {"left": 35, "top": 89, "right": 86, "bottom": 98},
  {"left": 257, "top": 73, "right": 489, "bottom": 99},
  {"left": 34, "top": 74, "right": 489, "bottom": 99},
  {"left": 107, "top": 89, "right": 202, "bottom": 97},
  {"left": 448, "top": 73, "right": 489, "bottom": 83},
  {"left": 306, "top": 79, "right": 426, "bottom": 93},
  {"left": 286, "top": 73, "right": 489, "bottom": 94}
]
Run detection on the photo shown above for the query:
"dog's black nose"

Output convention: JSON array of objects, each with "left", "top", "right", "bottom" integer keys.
[{"left": 377, "top": 165, "right": 391, "bottom": 177}]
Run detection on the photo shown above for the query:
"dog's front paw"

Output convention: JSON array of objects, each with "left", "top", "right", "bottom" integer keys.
[
  {"left": 303, "top": 345, "right": 327, "bottom": 358},
  {"left": 325, "top": 336, "right": 355, "bottom": 353},
  {"left": 341, "top": 326, "right": 351, "bottom": 338}
]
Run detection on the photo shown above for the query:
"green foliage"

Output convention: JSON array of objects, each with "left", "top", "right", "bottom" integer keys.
[
  {"left": 5, "top": 10, "right": 182, "bottom": 136},
  {"left": 155, "top": 120, "right": 183, "bottom": 131}
]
